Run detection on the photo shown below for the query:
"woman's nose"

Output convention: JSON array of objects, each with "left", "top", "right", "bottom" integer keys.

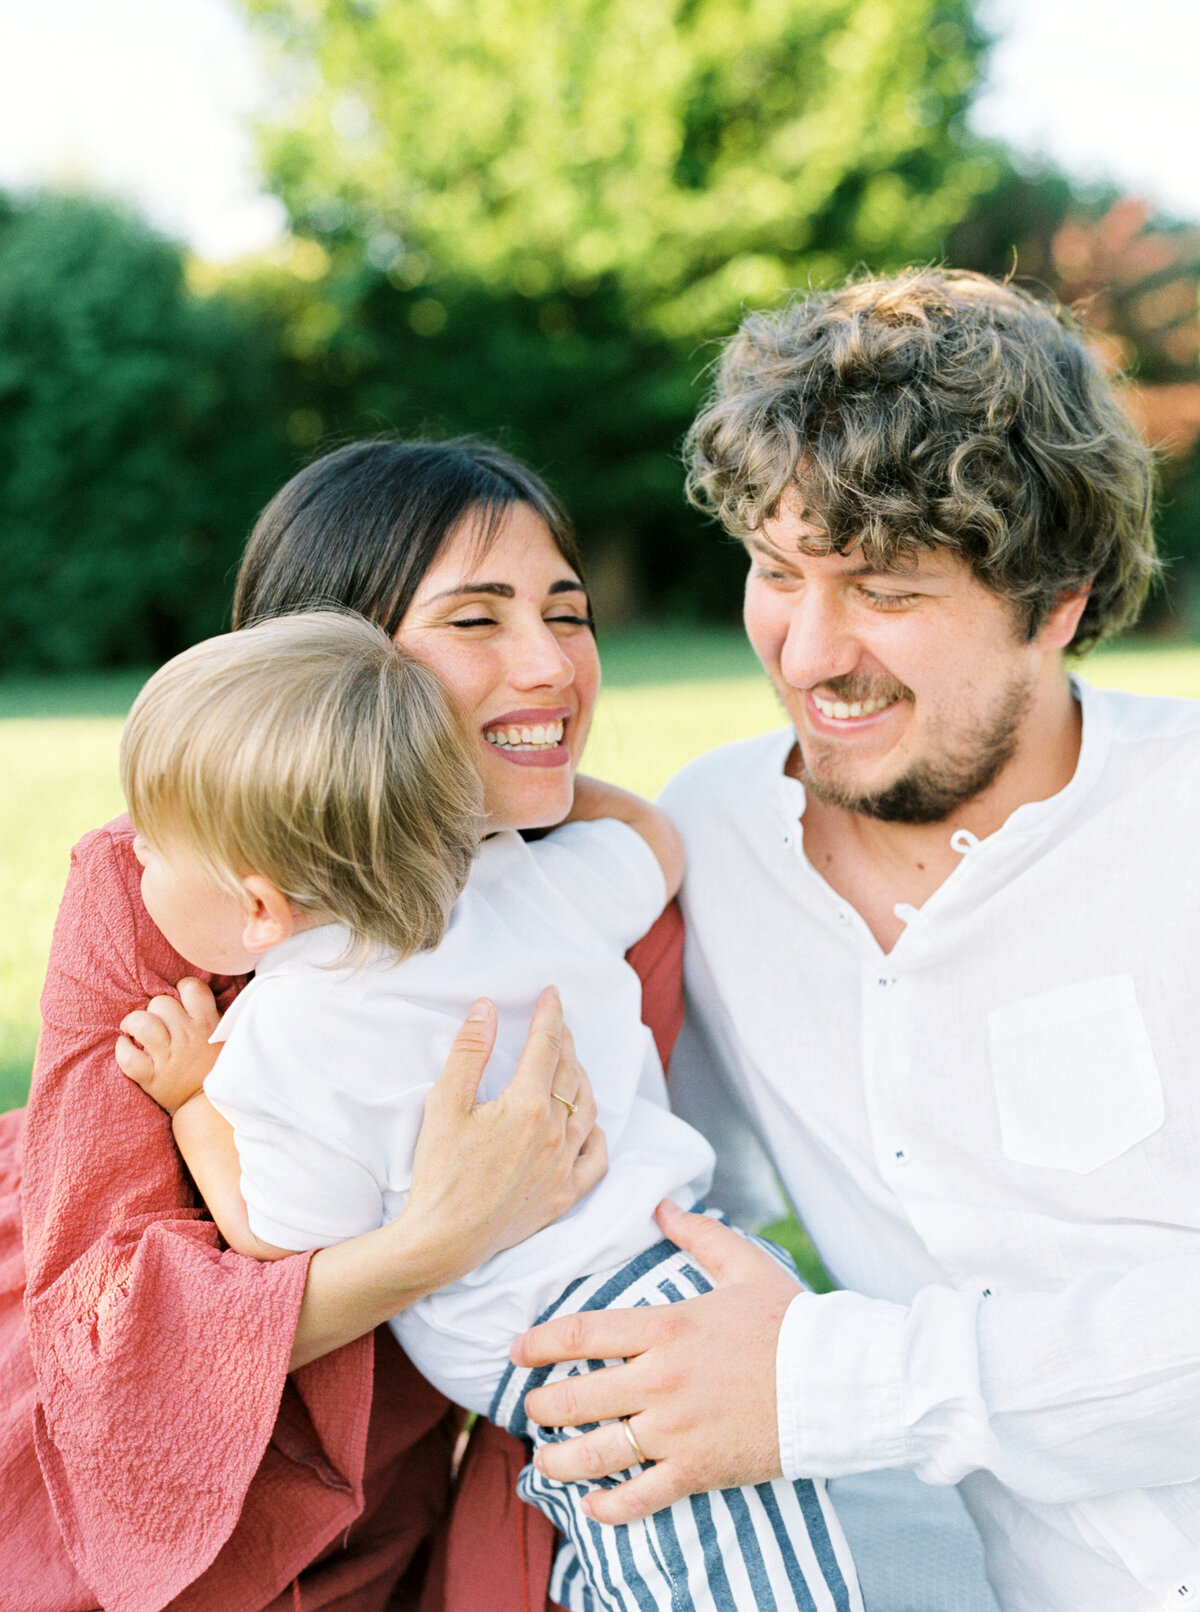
[
  {"left": 508, "top": 621, "right": 575, "bottom": 691},
  {"left": 779, "top": 591, "right": 860, "bottom": 690}
]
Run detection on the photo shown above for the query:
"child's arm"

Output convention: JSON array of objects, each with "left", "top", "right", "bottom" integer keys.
[
  {"left": 172, "top": 1094, "right": 295, "bottom": 1262},
  {"left": 565, "top": 776, "right": 684, "bottom": 899},
  {"left": 116, "top": 978, "right": 295, "bottom": 1261}
]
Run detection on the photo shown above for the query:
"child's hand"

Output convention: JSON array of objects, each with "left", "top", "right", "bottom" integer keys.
[{"left": 116, "top": 978, "right": 222, "bottom": 1115}]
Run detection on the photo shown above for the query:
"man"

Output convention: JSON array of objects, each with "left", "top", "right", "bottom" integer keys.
[{"left": 512, "top": 270, "right": 1200, "bottom": 1609}]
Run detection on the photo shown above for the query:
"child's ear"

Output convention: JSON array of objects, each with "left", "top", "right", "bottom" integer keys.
[{"left": 240, "top": 875, "right": 296, "bottom": 954}]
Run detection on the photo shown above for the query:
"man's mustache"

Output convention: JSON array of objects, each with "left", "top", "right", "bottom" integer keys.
[{"left": 811, "top": 674, "right": 912, "bottom": 706}]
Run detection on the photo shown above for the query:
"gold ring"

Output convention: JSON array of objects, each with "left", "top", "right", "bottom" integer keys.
[
  {"left": 620, "top": 1416, "right": 648, "bottom": 1465},
  {"left": 551, "top": 1091, "right": 577, "bottom": 1115}
]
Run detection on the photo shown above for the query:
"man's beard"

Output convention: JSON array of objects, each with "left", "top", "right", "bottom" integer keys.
[{"left": 796, "top": 673, "right": 1033, "bottom": 825}]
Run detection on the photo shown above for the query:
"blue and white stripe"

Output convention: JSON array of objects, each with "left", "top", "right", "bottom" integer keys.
[{"left": 491, "top": 1220, "right": 864, "bottom": 1612}]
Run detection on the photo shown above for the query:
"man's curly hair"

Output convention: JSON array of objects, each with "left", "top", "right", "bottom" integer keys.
[{"left": 684, "top": 269, "right": 1159, "bottom": 651}]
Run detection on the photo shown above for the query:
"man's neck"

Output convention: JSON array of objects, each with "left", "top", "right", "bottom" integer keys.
[{"left": 794, "top": 674, "right": 1083, "bottom": 952}]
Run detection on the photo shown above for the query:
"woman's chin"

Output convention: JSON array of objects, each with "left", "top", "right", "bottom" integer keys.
[{"left": 483, "top": 765, "right": 576, "bottom": 833}]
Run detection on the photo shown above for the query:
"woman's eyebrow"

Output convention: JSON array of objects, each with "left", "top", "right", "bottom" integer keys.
[
  {"left": 426, "top": 582, "right": 515, "bottom": 602},
  {"left": 426, "top": 578, "right": 587, "bottom": 603}
]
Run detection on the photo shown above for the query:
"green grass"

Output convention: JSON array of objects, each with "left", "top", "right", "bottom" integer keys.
[{"left": 4, "top": 629, "right": 1200, "bottom": 1118}]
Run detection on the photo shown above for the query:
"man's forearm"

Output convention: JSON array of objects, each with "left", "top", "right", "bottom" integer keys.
[{"left": 779, "top": 1257, "right": 1200, "bottom": 1502}]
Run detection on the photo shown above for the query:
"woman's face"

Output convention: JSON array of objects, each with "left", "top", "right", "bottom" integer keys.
[{"left": 394, "top": 502, "right": 599, "bottom": 831}]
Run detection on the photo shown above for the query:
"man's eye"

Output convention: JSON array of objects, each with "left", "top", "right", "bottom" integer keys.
[
  {"left": 448, "top": 615, "right": 497, "bottom": 628},
  {"left": 862, "top": 589, "right": 918, "bottom": 608},
  {"left": 546, "top": 612, "right": 594, "bottom": 629}
]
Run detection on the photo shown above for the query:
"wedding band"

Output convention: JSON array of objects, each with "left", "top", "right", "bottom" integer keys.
[
  {"left": 620, "top": 1416, "right": 648, "bottom": 1465},
  {"left": 551, "top": 1091, "right": 577, "bottom": 1115}
]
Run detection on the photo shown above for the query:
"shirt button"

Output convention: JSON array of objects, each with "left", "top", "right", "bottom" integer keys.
[
  {"left": 893, "top": 1148, "right": 907, "bottom": 1164},
  {"left": 837, "top": 909, "right": 850, "bottom": 923},
  {"left": 1175, "top": 1585, "right": 1195, "bottom": 1602},
  {"left": 877, "top": 975, "right": 896, "bottom": 989}
]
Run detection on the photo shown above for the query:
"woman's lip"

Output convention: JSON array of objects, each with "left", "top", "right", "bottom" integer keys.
[
  {"left": 481, "top": 706, "right": 572, "bottom": 729},
  {"left": 480, "top": 706, "right": 573, "bottom": 769},
  {"left": 484, "top": 743, "right": 572, "bottom": 769}
]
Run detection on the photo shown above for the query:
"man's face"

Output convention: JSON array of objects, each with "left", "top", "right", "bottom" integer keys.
[{"left": 742, "top": 496, "right": 1055, "bottom": 824}]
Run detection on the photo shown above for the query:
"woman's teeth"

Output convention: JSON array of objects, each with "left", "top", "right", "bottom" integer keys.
[
  {"left": 484, "top": 720, "right": 565, "bottom": 750},
  {"left": 812, "top": 693, "right": 895, "bottom": 721}
]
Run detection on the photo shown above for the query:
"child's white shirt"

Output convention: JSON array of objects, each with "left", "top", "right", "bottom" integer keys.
[{"left": 204, "top": 819, "right": 715, "bottom": 1412}]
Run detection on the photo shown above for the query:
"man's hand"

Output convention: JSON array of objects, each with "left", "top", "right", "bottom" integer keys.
[
  {"left": 510, "top": 1199, "right": 801, "bottom": 1523},
  {"left": 115, "top": 978, "right": 222, "bottom": 1115}
]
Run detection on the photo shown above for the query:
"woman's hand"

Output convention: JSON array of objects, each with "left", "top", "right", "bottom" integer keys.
[
  {"left": 288, "top": 985, "right": 606, "bottom": 1370},
  {"left": 115, "top": 978, "right": 221, "bottom": 1115},
  {"left": 402, "top": 986, "right": 606, "bottom": 1284}
]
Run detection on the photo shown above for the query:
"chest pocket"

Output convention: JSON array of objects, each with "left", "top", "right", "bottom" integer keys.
[{"left": 987, "top": 976, "right": 1164, "bottom": 1173}]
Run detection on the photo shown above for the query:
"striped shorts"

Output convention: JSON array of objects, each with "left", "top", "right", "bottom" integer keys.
[{"left": 490, "top": 1222, "right": 864, "bottom": 1612}]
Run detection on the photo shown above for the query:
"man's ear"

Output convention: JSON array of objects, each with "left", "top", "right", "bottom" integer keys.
[
  {"left": 240, "top": 874, "right": 296, "bottom": 954},
  {"left": 1037, "top": 581, "right": 1092, "bottom": 652}
]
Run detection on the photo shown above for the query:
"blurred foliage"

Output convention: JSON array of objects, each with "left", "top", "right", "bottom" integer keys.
[
  {"left": 4, "top": 3, "right": 1199, "bottom": 660},
  {"left": 243, "top": 0, "right": 993, "bottom": 340},
  {"left": 0, "top": 193, "right": 293, "bottom": 669},
  {"left": 951, "top": 164, "right": 1200, "bottom": 622},
  {"left": 224, "top": 0, "right": 998, "bottom": 621}
]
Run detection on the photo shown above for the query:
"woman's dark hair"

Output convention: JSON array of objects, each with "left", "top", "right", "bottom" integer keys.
[{"left": 233, "top": 437, "right": 586, "bottom": 634}]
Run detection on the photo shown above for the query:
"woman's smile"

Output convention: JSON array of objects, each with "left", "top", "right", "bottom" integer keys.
[
  {"left": 481, "top": 705, "right": 572, "bottom": 765},
  {"left": 394, "top": 501, "right": 600, "bottom": 829}
]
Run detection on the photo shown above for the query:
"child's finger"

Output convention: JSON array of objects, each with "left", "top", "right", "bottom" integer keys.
[
  {"left": 114, "top": 1035, "right": 155, "bottom": 1086},
  {"left": 146, "top": 993, "right": 190, "bottom": 1036},
  {"left": 177, "top": 978, "right": 220, "bottom": 1031},
  {"left": 119, "top": 1009, "right": 170, "bottom": 1055}
]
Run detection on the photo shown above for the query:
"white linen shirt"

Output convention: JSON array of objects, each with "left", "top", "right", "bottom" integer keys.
[
  {"left": 660, "top": 682, "right": 1200, "bottom": 1612},
  {"left": 205, "top": 821, "right": 714, "bottom": 1414}
]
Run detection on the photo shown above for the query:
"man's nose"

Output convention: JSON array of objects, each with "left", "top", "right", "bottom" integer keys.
[{"left": 778, "top": 591, "right": 860, "bottom": 689}]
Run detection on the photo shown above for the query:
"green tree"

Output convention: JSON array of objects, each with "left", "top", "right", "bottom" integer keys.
[
  {"left": 0, "top": 193, "right": 292, "bottom": 669},
  {"left": 245, "top": 0, "right": 994, "bottom": 342},
  {"left": 229, "top": 0, "right": 997, "bottom": 617}
]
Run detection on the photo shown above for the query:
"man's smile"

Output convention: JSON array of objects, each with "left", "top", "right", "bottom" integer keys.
[{"left": 809, "top": 691, "right": 899, "bottom": 722}]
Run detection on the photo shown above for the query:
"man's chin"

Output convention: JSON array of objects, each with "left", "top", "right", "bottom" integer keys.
[{"left": 799, "top": 744, "right": 1019, "bottom": 826}]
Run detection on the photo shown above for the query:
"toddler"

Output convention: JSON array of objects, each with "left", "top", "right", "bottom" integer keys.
[{"left": 118, "top": 611, "right": 862, "bottom": 1612}]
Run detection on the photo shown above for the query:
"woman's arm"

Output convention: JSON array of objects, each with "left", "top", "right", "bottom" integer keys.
[
  {"left": 566, "top": 775, "right": 684, "bottom": 898},
  {"left": 22, "top": 825, "right": 320, "bottom": 1608},
  {"left": 25, "top": 821, "right": 604, "bottom": 1605},
  {"left": 129, "top": 983, "right": 604, "bottom": 1371}
]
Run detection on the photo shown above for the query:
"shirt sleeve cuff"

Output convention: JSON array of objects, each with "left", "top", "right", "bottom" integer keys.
[{"left": 776, "top": 1288, "right": 911, "bottom": 1479}]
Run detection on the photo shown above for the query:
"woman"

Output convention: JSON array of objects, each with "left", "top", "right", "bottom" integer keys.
[{"left": 0, "top": 439, "right": 685, "bottom": 1611}]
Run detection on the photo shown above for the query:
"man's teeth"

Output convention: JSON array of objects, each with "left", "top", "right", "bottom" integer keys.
[
  {"left": 811, "top": 693, "right": 895, "bottom": 720},
  {"left": 484, "top": 720, "right": 565, "bottom": 749}
]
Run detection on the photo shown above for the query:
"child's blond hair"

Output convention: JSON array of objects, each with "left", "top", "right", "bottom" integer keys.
[{"left": 120, "top": 611, "right": 484, "bottom": 958}]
